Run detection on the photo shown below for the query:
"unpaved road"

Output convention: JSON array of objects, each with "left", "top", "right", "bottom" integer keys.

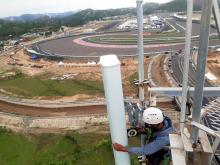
[
  {"left": 0, "top": 100, "right": 177, "bottom": 117},
  {"left": 0, "top": 100, "right": 107, "bottom": 117}
]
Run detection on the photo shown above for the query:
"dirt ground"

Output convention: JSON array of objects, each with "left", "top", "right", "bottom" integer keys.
[
  {"left": 206, "top": 50, "right": 220, "bottom": 84},
  {"left": 0, "top": 49, "right": 178, "bottom": 134},
  {"left": 151, "top": 54, "right": 171, "bottom": 87},
  {"left": 2, "top": 49, "right": 220, "bottom": 99},
  {"left": 0, "top": 99, "right": 176, "bottom": 117},
  {"left": 0, "top": 49, "right": 152, "bottom": 99}
]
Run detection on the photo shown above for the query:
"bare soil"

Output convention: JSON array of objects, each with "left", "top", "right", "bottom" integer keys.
[
  {"left": 0, "top": 49, "right": 152, "bottom": 98},
  {"left": 0, "top": 100, "right": 107, "bottom": 117},
  {"left": 206, "top": 51, "right": 220, "bottom": 84},
  {"left": 0, "top": 49, "right": 176, "bottom": 117},
  {"left": 152, "top": 54, "right": 171, "bottom": 87},
  {"left": 0, "top": 99, "right": 176, "bottom": 117}
]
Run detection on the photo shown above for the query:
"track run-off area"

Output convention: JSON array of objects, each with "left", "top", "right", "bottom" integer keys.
[{"left": 35, "top": 16, "right": 220, "bottom": 57}]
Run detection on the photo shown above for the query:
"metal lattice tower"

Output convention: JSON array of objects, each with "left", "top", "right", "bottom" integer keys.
[{"left": 147, "top": 0, "right": 220, "bottom": 164}]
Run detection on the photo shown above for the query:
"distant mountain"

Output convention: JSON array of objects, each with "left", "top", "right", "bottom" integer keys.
[
  {"left": 61, "top": 8, "right": 135, "bottom": 26},
  {"left": 143, "top": 3, "right": 160, "bottom": 14},
  {"left": 60, "top": 0, "right": 200, "bottom": 26},
  {"left": 158, "top": 0, "right": 201, "bottom": 12},
  {"left": 0, "top": 0, "right": 205, "bottom": 41},
  {"left": 5, "top": 14, "right": 45, "bottom": 22},
  {"left": 3, "top": 11, "right": 76, "bottom": 22},
  {"left": 3, "top": 0, "right": 201, "bottom": 23},
  {"left": 46, "top": 11, "right": 76, "bottom": 18}
]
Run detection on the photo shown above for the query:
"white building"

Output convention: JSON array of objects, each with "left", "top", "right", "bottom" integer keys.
[
  {"left": 150, "top": 16, "right": 160, "bottom": 22},
  {"left": 117, "top": 19, "right": 138, "bottom": 30}
]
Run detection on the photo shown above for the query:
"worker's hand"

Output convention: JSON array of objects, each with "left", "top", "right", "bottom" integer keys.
[
  {"left": 113, "top": 143, "right": 128, "bottom": 152},
  {"left": 136, "top": 123, "right": 145, "bottom": 133}
]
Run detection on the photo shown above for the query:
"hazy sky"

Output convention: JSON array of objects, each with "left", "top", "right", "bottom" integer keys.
[{"left": 0, "top": 0, "right": 172, "bottom": 18}]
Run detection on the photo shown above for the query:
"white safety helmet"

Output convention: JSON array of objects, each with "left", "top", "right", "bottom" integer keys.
[{"left": 143, "top": 107, "right": 164, "bottom": 124}]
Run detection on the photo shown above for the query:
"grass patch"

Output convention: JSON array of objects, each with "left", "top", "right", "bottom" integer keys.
[
  {"left": 84, "top": 32, "right": 218, "bottom": 45},
  {"left": 0, "top": 128, "right": 114, "bottom": 165},
  {"left": 0, "top": 74, "right": 104, "bottom": 98},
  {"left": 0, "top": 128, "right": 36, "bottom": 165},
  {"left": 0, "top": 128, "right": 142, "bottom": 165},
  {"left": 129, "top": 72, "right": 138, "bottom": 89}
]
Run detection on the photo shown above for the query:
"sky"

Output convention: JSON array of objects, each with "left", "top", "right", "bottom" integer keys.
[{"left": 0, "top": 0, "right": 172, "bottom": 18}]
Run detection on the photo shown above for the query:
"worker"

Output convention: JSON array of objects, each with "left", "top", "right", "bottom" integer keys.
[{"left": 113, "top": 107, "right": 174, "bottom": 165}]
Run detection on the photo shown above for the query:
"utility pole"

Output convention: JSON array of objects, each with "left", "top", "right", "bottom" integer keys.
[
  {"left": 136, "top": 0, "right": 146, "bottom": 164},
  {"left": 180, "top": 0, "right": 193, "bottom": 133},
  {"left": 137, "top": 0, "right": 145, "bottom": 105}
]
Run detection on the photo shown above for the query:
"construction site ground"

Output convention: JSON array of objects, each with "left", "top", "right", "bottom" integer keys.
[
  {"left": 0, "top": 49, "right": 219, "bottom": 133},
  {"left": 5, "top": 50, "right": 220, "bottom": 97},
  {"left": 0, "top": 49, "right": 175, "bottom": 114},
  {"left": 206, "top": 50, "right": 220, "bottom": 84},
  {"left": 151, "top": 54, "right": 172, "bottom": 87},
  {"left": 4, "top": 49, "right": 220, "bottom": 106},
  {"left": 0, "top": 49, "right": 147, "bottom": 98},
  {"left": 0, "top": 100, "right": 177, "bottom": 117}
]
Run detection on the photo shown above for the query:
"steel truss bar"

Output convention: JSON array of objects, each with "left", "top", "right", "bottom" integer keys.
[
  {"left": 213, "top": 0, "right": 220, "bottom": 39},
  {"left": 149, "top": 87, "right": 220, "bottom": 97},
  {"left": 191, "top": 121, "right": 220, "bottom": 138},
  {"left": 191, "top": 0, "right": 214, "bottom": 143},
  {"left": 191, "top": 121, "right": 220, "bottom": 164}
]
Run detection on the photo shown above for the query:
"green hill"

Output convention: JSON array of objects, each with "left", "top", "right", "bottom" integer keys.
[
  {"left": 61, "top": 8, "right": 135, "bottom": 26},
  {"left": 0, "top": 0, "right": 205, "bottom": 41},
  {"left": 158, "top": 0, "right": 201, "bottom": 12}
]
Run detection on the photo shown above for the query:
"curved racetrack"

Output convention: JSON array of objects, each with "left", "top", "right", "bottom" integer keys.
[
  {"left": 36, "top": 33, "right": 184, "bottom": 57},
  {"left": 36, "top": 32, "right": 220, "bottom": 57},
  {"left": 36, "top": 18, "right": 220, "bottom": 57}
]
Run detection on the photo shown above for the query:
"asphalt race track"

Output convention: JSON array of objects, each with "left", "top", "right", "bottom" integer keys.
[
  {"left": 36, "top": 33, "right": 185, "bottom": 57},
  {"left": 36, "top": 17, "right": 220, "bottom": 57}
]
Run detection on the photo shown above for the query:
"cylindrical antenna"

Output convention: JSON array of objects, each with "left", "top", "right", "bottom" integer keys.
[{"left": 100, "top": 55, "right": 131, "bottom": 165}]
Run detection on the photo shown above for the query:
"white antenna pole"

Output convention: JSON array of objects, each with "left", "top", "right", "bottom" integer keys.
[
  {"left": 137, "top": 0, "right": 145, "bottom": 104},
  {"left": 136, "top": 1, "right": 147, "bottom": 164},
  {"left": 100, "top": 55, "right": 131, "bottom": 165},
  {"left": 180, "top": 0, "right": 193, "bottom": 133}
]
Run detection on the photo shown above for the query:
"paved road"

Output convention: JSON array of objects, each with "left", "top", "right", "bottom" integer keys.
[
  {"left": 35, "top": 14, "right": 220, "bottom": 57},
  {"left": 36, "top": 34, "right": 219, "bottom": 57},
  {"left": 171, "top": 55, "right": 212, "bottom": 104},
  {"left": 171, "top": 54, "right": 220, "bottom": 151},
  {"left": 167, "top": 17, "right": 218, "bottom": 35},
  {"left": 36, "top": 33, "right": 185, "bottom": 57},
  {"left": 171, "top": 55, "right": 213, "bottom": 87}
]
